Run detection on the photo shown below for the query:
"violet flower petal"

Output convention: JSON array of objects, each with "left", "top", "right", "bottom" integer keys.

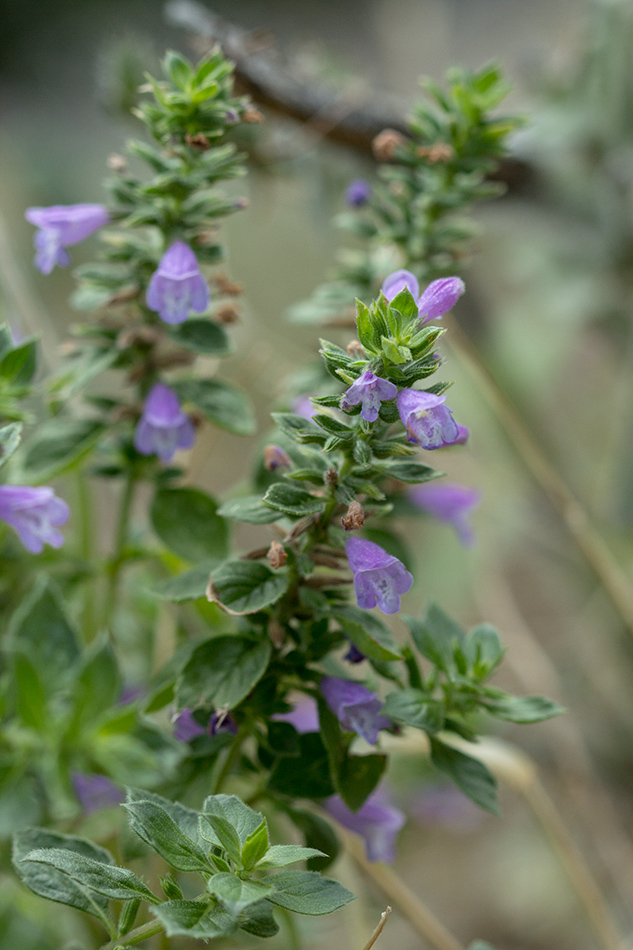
[
  {"left": 410, "top": 482, "right": 481, "bottom": 546},
  {"left": 72, "top": 773, "right": 123, "bottom": 813},
  {"left": 396, "top": 388, "right": 462, "bottom": 449},
  {"left": 324, "top": 788, "right": 405, "bottom": 863},
  {"left": 321, "top": 676, "right": 390, "bottom": 745},
  {"left": 146, "top": 242, "right": 210, "bottom": 324},
  {"left": 381, "top": 269, "right": 420, "bottom": 301},
  {"left": 134, "top": 383, "right": 195, "bottom": 463},
  {"left": 25, "top": 204, "right": 109, "bottom": 274},
  {"left": 340, "top": 370, "right": 398, "bottom": 422},
  {"left": 346, "top": 179, "right": 371, "bottom": 207},
  {"left": 346, "top": 536, "right": 413, "bottom": 614},
  {"left": 173, "top": 708, "right": 207, "bottom": 742},
  {"left": 417, "top": 277, "right": 465, "bottom": 323},
  {"left": 271, "top": 696, "right": 320, "bottom": 734},
  {"left": 0, "top": 485, "right": 70, "bottom": 553}
]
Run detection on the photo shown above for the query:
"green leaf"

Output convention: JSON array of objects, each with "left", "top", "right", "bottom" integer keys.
[
  {"left": 22, "top": 418, "right": 104, "bottom": 480},
  {"left": 263, "top": 482, "right": 326, "bottom": 517},
  {"left": 379, "top": 459, "right": 441, "bottom": 484},
  {"left": 173, "top": 379, "right": 255, "bottom": 436},
  {"left": 151, "top": 563, "right": 213, "bottom": 602},
  {"left": 124, "top": 799, "right": 210, "bottom": 872},
  {"left": 177, "top": 636, "right": 271, "bottom": 709},
  {"left": 405, "top": 603, "right": 465, "bottom": 672},
  {"left": 286, "top": 809, "right": 339, "bottom": 871},
  {"left": 199, "top": 815, "right": 241, "bottom": 863},
  {"left": 0, "top": 422, "right": 22, "bottom": 469},
  {"left": 337, "top": 754, "right": 387, "bottom": 811},
  {"left": 8, "top": 577, "right": 80, "bottom": 681},
  {"left": 202, "top": 794, "right": 265, "bottom": 844},
  {"left": 271, "top": 412, "right": 325, "bottom": 446},
  {"left": 383, "top": 689, "right": 444, "bottom": 733},
  {"left": 429, "top": 738, "right": 499, "bottom": 814},
  {"left": 332, "top": 605, "right": 403, "bottom": 662},
  {"left": 151, "top": 899, "right": 237, "bottom": 939},
  {"left": 71, "top": 639, "right": 121, "bottom": 725},
  {"left": 267, "top": 871, "right": 355, "bottom": 915},
  {"left": 241, "top": 819, "right": 269, "bottom": 870},
  {"left": 13, "top": 828, "right": 113, "bottom": 919},
  {"left": 207, "top": 561, "right": 288, "bottom": 615},
  {"left": 13, "top": 654, "right": 48, "bottom": 729},
  {"left": 164, "top": 50, "right": 193, "bottom": 90},
  {"left": 168, "top": 319, "right": 231, "bottom": 355},
  {"left": 269, "top": 734, "right": 334, "bottom": 800},
  {"left": 218, "top": 494, "right": 280, "bottom": 524},
  {"left": 0, "top": 338, "right": 37, "bottom": 385},
  {"left": 239, "top": 901, "right": 279, "bottom": 937},
  {"left": 256, "top": 845, "right": 326, "bottom": 869},
  {"left": 480, "top": 693, "right": 565, "bottom": 724},
  {"left": 21, "top": 849, "right": 159, "bottom": 903},
  {"left": 463, "top": 624, "right": 505, "bottom": 678},
  {"left": 126, "top": 788, "right": 202, "bottom": 844},
  {"left": 208, "top": 873, "right": 273, "bottom": 914},
  {"left": 150, "top": 488, "right": 229, "bottom": 563}
]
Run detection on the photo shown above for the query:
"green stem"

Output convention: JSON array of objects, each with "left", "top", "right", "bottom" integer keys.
[
  {"left": 211, "top": 728, "right": 248, "bottom": 794},
  {"left": 77, "top": 469, "right": 97, "bottom": 642},
  {"left": 100, "top": 917, "right": 164, "bottom": 950},
  {"left": 104, "top": 470, "right": 137, "bottom": 626}
]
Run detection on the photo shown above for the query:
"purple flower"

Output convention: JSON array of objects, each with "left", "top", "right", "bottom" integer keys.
[
  {"left": 25, "top": 204, "right": 109, "bottom": 275},
  {"left": 292, "top": 395, "right": 317, "bottom": 419},
  {"left": 146, "top": 242, "right": 210, "bottom": 324},
  {"left": 346, "top": 536, "right": 413, "bottom": 614},
  {"left": 324, "top": 788, "right": 405, "bottom": 862},
  {"left": 344, "top": 642, "right": 366, "bottom": 664},
  {"left": 346, "top": 179, "right": 371, "bottom": 207},
  {"left": 134, "top": 383, "right": 195, "bottom": 463},
  {"left": 409, "top": 482, "right": 481, "bottom": 546},
  {"left": 72, "top": 773, "right": 123, "bottom": 813},
  {"left": 0, "top": 485, "right": 69, "bottom": 554},
  {"left": 396, "top": 388, "right": 462, "bottom": 449},
  {"left": 381, "top": 270, "right": 465, "bottom": 324},
  {"left": 271, "top": 696, "right": 320, "bottom": 734},
  {"left": 321, "top": 676, "right": 390, "bottom": 745},
  {"left": 409, "top": 782, "right": 482, "bottom": 831},
  {"left": 264, "top": 445, "right": 291, "bottom": 471},
  {"left": 455, "top": 425, "right": 469, "bottom": 445},
  {"left": 173, "top": 708, "right": 207, "bottom": 742},
  {"left": 340, "top": 370, "right": 397, "bottom": 423},
  {"left": 209, "top": 710, "right": 238, "bottom": 736}
]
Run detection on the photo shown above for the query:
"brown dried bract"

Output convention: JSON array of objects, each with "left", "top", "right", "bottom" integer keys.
[
  {"left": 185, "top": 132, "right": 211, "bottom": 151},
  {"left": 372, "top": 128, "right": 407, "bottom": 162},
  {"left": 243, "top": 106, "right": 265, "bottom": 124},
  {"left": 341, "top": 500, "right": 365, "bottom": 531},
  {"left": 107, "top": 153, "right": 127, "bottom": 174},
  {"left": 346, "top": 339, "right": 365, "bottom": 358},
  {"left": 416, "top": 141, "right": 454, "bottom": 163},
  {"left": 215, "top": 274, "right": 243, "bottom": 296},
  {"left": 267, "top": 540, "right": 288, "bottom": 569},
  {"left": 215, "top": 304, "right": 240, "bottom": 324},
  {"left": 116, "top": 326, "right": 162, "bottom": 350}
]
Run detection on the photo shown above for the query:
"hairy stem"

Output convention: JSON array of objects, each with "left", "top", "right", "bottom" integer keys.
[
  {"left": 100, "top": 917, "right": 164, "bottom": 950},
  {"left": 104, "top": 470, "right": 138, "bottom": 626}
]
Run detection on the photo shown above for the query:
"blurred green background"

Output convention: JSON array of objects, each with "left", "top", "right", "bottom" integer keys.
[{"left": 7, "top": 2, "right": 633, "bottom": 950}]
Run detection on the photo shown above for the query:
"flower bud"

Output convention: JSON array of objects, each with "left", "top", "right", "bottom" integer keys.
[
  {"left": 372, "top": 128, "right": 407, "bottom": 162},
  {"left": 341, "top": 500, "right": 365, "bottom": 531}
]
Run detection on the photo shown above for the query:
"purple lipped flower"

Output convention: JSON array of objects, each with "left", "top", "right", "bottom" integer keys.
[
  {"left": 72, "top": 773, "right": 123, "bottom": 813},
  {"left": 0, "top": 485, "right": 69, "bottom": 554},
  {"left": 340, "top": 370, "right": 397, "bottom": 423},
  {"left": 409, "top": 482, "right": 481, "bottom": 547},
  {"left": 346, "top": 536, "right": 413, "bottom": 615},
  {"left": 381, "top": 270, "right": 465, "bottom": 324},
  {"left": 271, "top": 696, "right": 320, "bottom": 734},
  {"left": 381, "top": 269, "right": 420, "bottom": 301},
  {"left": 134, "top": 383, "right": 195, "bottom": 463},
  {"left": 321, "top": 676, "right": 390, "bottom": 745},
  {"left": 209, "top": 710, "right": 238, "bottom": 736},
  {"left": 346, "top": 179, "right": 371, "bottom": 207},
  {"left": 292, "top": 395, "right": 317, "bottom": 420},
  {"left": 455, "top": 425, "right": 469, "bottom": 445},
  {"left": 25, "top": 203, "right": 109, "bottom": 274},
  {"left": 146, "top": 241, "right": 210, "bottom": 324},
  {"left": 173, "top": 708, "right": 207, "bottom": 742},
  {"left": 324, "top": 787, "right": 405, "bottom": 863},
  {"left": 396, "top": 388, "right": 461, "bottom": 449},
  {"left": 344, "top": 641, "right": 366, "bottom": 664},
  {"left": 417, "top": 277, "right": 465, "bottom": 322},
  {"left": 409, "top": 782, "right": 482, "bottom": 831}
]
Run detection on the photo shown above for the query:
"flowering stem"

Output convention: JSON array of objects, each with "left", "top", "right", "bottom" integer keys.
[
  {"left": 446, "top": 316, "right": 633, "bottom": 641},
  {"left": 339, "top": 830, "right": 465, "bottom": 950},
  {"left": 361, "top": 906, "right": 392, "bottom": 950},
  {"left": 77, "top": 470, "right": 97, "bottom": 641},
  {"left": 211, "top": 727, "right": 248, "bottom": 794},
  {"left": 104, "top": 469, "right": 137, "bottom": 626}
]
